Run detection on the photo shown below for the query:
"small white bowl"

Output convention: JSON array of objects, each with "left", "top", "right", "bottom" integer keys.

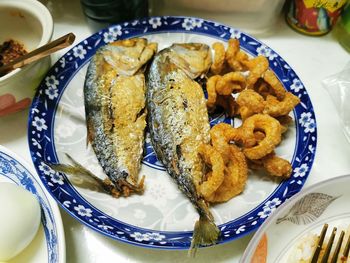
[{"left": 0, "top": 0, "right": 53, "bottom": 117}]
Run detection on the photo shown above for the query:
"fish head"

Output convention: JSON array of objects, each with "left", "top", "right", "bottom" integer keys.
[
  {"left": 99, "top": 38, "right": 157, "bottom": 76},
  {"left": 168, "top": 43, "right": 212, "bottom": 79}
]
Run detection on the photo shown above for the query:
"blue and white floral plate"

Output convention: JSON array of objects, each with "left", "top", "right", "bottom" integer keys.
[
  {"left": 28, "top": 16, "right": 317, "bottom": 249},
  {"left": 0, "top": 145, "right": 65, "bottom": 262}
]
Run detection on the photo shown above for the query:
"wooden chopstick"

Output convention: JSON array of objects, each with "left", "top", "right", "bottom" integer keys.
[{"left": 0, "top": 33, "right": 75, "bottom": 76}]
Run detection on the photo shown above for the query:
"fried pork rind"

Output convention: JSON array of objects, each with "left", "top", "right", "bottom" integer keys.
[
  {"left": 253, "top": 78, "right": 271, "bottom": 98},
  {"left": 210, "top": 42, "right": 226, "bottom": 75},
  {"left": 207, "top": 124, "right": 248, "bottom": 203},
  {"left": 206, "top": 75, "right": 221, "bottom": 109},
  {"left": 250, "top": 70, "right": 289, "bottom": 101},
  {"left": 225, "top": 39, "right": 249, "bottom": 72},
  {"left": 262, "top": 70, "right": 286, "bottom": 100},
  {"left": 225, "top": 38, "right": 240, "bottom": 70},
  {"left": 235, "top": 88, "right": 298, "bottom": 130},
  {"left": 215, "top": 95, "right": 237, "bottom": 117},
  {"left": 236, "top": 89, "right": 265, "bottom": 120},
  {"left": 210, "top": 123, "right": 232, "bottom": 163},
  {"left": 254, "top": 131, "right": 266, "bottom": 143},
  {"left": 199, "top": 38, "right": 299, "bottom": 204},
  {"left": 276, "top": 115, "right": 293, "bottom": 134},
  {"left": 217, "top": 72, "right": 246, "bottom": 95},
  {"left": 262, "top": 153, "right": 292, "bottom": 178},
  {"left": 198, "top": 144, "right": 225, "bottom": 199},
  {"left": 206, "top": 72, "right": 245, "bottom": 112},
  {"left": 211, "top": 122, "right": 255, "bottom": 149},
  {"left": 264, "top": 92, "right": 300, "bottom": 117},
  {"left": 249, "top": 152, "right": 292, "bottom": 178},
  {"left": 236, "top": 50, "right": 249, "bottom": 67},
  {"left": 243, "top": 56, "right": 269, "bottom": 89},
  {"left": 241, "top": 114, "right": 282, "bottom": 160},
  {"left": 206, "top": 145, "right": 248, "bottom": 203}
]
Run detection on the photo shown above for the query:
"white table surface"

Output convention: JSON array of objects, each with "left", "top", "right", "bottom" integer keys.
[{"left": 1, "top": 0, "right": 350, "bottom": 262}]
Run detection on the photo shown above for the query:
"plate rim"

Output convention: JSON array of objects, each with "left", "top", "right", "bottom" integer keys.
[
  {"left": 27, "top": 15, "right": 317, "bottom": 249},
  {"left": 0, "top": 145, "right": 66, "bottom": 263},
  {"left": 240, "top": 174, "right": 350, "bottom": 262}
]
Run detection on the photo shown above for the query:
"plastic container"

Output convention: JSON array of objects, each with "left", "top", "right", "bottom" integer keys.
[
  {"left": 322, "top": 62, "right": 350, "bottom": 143},
  {"left": 149, "top": 0, "right": 286, "bottom": 36},
  {"left": 334, "top": 3, "right": 350, "bottom": 52}
]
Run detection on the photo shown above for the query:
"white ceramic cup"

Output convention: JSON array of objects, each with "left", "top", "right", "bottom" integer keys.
[{"left": 0, "top": 0, "right": 53, "bottom": 117}]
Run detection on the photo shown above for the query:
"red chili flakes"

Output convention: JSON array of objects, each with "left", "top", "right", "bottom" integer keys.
[{"left": 0, "top": 39, "right": 28, "bottom": 67}]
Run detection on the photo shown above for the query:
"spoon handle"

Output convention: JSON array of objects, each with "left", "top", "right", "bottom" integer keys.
[{"left": 0, "top": 33, "right": 76, "bottom": 76}]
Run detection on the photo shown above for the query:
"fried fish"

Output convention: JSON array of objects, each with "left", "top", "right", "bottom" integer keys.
[
  {"left": 146, "top": 43, "right": 220, "bottom": 255},
  {"left": 84, "top": 38, "right": 157, "bottom": 196},
  {"left": 49, "top": 38, "right": 157, "bottom": 197}
]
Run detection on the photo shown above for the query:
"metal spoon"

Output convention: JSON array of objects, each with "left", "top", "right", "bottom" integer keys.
[{"left": 0, "top": 33, "right": 76, "bottom": 77}]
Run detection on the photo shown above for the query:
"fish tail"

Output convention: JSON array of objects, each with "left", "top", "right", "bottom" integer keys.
[
  {"left": 45, "top": 154, "right": 121, "bottom": 198},
  {"left": 46, "top": 154, "right": 145, "bottom": 198},
  {"left": 189, "top": 201, "right": 220, "bottom": 257}
]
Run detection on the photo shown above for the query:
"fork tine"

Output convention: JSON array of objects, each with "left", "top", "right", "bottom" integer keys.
[
  {"left": 330, "top": 230, "right": 344, "bottom": 263},
  {"left": 311, "top": 224, "right": 328, "bottom": 263},
  {"left": 321, "top": 227, "right": 337, "bottom": 263},
  {"left": 343, "top": 231, "right": 350, "bottom": 259}
]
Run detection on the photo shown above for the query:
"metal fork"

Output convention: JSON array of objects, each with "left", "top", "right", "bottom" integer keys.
[{"left": 311, "top": 223, "right": 350, "bottom": 263}]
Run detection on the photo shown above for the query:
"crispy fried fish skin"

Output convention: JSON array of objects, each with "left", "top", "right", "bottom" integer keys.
[
  {"left": 84, "top": 38, "right": 157, "bottom": 196},
  {"left": 241, "top": 114, "right": 282, "bottom": 160},
  {"left": 147, "top": 43, "right": 219, "bottom": 254}
]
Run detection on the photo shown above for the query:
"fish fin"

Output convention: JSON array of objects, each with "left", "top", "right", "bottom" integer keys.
[
  {"left": 45, "top": 155, "right": 121, "bottom": 198},
  {"left": 118, "top": 175, "right": 145, "bottom": 197},
  {"left": 189, "top": 214, "right": 220, "bottom": 257}
]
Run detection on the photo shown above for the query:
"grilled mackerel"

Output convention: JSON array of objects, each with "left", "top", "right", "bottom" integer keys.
[
  {"left": 49, "top": 38, "right": 157, "bottom": 197},
  {"left": 146, "top": 43, "right": 219, "bottom": 254},
  {"left": 84, "top": 38, "right": 157, "bottom": 196}
]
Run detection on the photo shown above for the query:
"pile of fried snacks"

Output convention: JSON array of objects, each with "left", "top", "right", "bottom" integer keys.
[{"left": 199, "top": 39, "right": 299, "bottom": 203}]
